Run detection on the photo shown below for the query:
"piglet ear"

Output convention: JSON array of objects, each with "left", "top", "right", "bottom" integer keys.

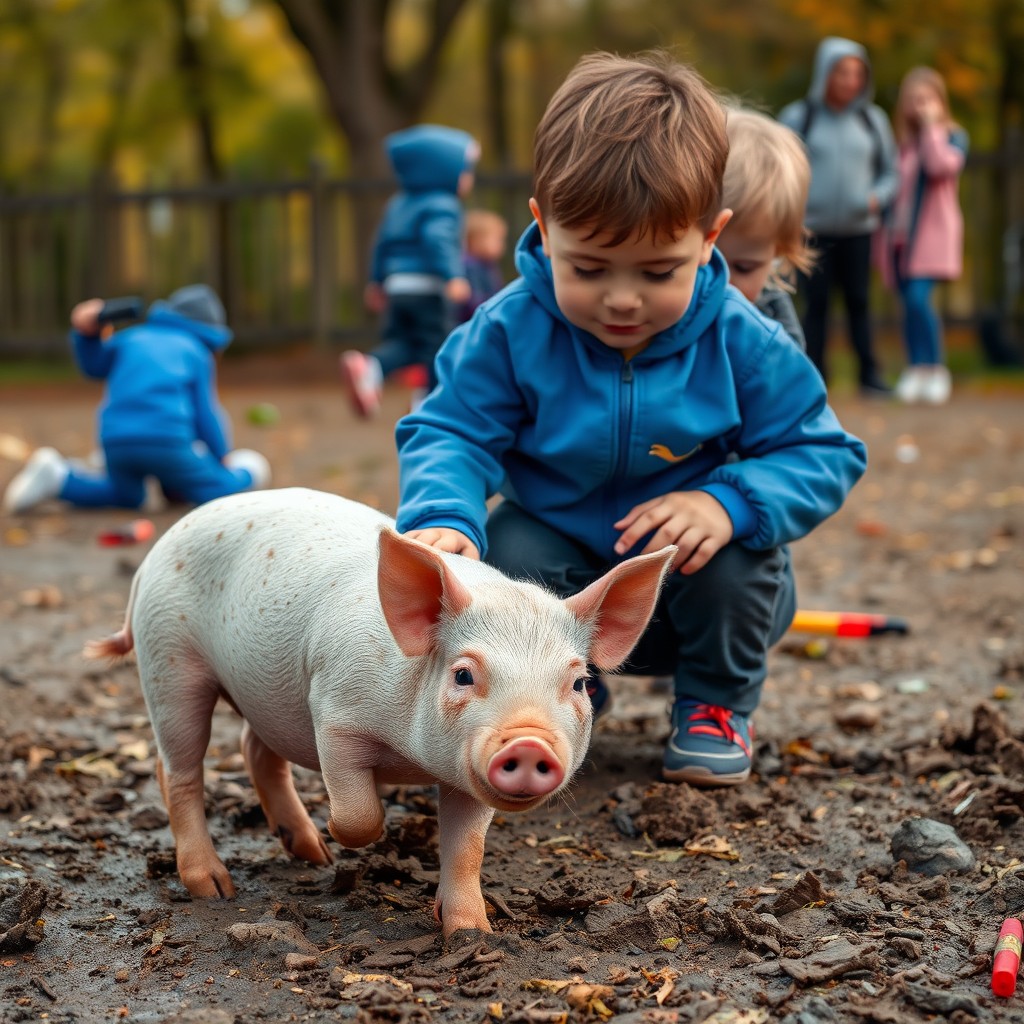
[
  {"left": 377, "top": 529, "right": 473, "bottom": 657},
  {"left": 564, "top": 547, "right": 675, "bottom": 671}
]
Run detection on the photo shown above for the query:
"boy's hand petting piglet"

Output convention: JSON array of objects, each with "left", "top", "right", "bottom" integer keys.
[
  {"left": 404, "top": 526, "right": 480, "bottom": 559},
  {"left": 614, "top": 491, "right": 734, "bottom": 574}
]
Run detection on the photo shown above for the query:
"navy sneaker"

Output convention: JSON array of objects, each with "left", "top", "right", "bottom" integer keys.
[
  {"left": 585, "top": 674, "right": 613, "bottom": 721},
  {"left": 662, "top": 699, "right": 754, "bottom": 786}
]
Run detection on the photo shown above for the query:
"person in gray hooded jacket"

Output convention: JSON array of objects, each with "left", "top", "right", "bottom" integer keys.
[{"left": 779, "top": 37, "right": 898, "bottom": 395}]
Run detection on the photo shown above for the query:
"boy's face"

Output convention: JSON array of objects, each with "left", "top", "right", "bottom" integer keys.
[
  {"left": 530, "top": 199, "right": 730, "bottom": 358},
  {"left": 715, "top": 221, "right": 777, "bottom": 303}
]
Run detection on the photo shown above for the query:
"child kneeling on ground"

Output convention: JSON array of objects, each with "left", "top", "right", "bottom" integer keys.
[
  {"left": 3, "top": 285, "right": 269, "bottom": 514},
  {"left": 394, "top": 53, "right": 867, "bottom": 787}
]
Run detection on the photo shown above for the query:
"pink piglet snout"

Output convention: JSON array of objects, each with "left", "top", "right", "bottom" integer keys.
[{"left": 486, "top": 737, "right": 565, "bottom": 798}]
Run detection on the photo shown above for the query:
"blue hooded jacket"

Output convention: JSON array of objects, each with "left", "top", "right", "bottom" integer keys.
[
  {"left": 369, "top": 125, "right": 477, "bottom": 285},
  {"left": 396, "top": 222, "right": 867, "bottom": 561},
  {"left": 70, "top": 304, "right": 234, "bottom": 458}
]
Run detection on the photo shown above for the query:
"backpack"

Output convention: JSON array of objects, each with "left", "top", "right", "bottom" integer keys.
[{"left": 796, "top": 100, "right": 886, "bottom": 181}]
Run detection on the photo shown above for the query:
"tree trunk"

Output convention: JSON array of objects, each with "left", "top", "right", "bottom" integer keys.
[
  {"left": 484, "top": 0, "right": 513, "bottom": 168},
  {"left": 272, "top": 0, "right": 472, "bottom": 313},
  {"left": 273, "top": 0, "right": 472, "bottom": 178}
]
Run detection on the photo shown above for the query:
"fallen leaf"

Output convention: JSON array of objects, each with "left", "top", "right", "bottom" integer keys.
[
  {"left": 57, "top": 754, "right": 122, "bottom": 780},
  {"left": 684, "top": 835, "right": 741, "bottom": 861},
  {"left": 337, "top": 971, "right": 412, "bottom": 992},
  {"left": 783, "top": 739, "right": 827, "bottom": 764}
]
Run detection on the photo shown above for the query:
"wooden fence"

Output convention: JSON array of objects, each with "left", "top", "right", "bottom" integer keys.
[{"left": 0, "top": 153, "right": 1022, "bottom": 357}]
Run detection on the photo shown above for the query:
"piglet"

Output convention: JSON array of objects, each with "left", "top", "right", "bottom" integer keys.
[{"left": 85, "top": 488, "right": 673, "bottom": 934}]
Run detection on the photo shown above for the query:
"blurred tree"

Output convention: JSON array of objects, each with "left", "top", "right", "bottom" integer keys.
[{"left": 270, "top": 0, "right": 472, "bottom": 179}]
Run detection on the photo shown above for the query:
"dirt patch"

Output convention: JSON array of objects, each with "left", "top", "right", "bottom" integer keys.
[{"left": 1, "top": 373, "right": 1023, "bottom": 1023}]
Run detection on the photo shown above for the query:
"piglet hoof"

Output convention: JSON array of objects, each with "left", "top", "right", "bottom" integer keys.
[
  {"left": 435, "top": 897, "right": 492, "bottom": 936},
  {"left": 277, "top": 825, "right": 333, "bottom": 866},
  {"left": 179, "top": 861, "right": 237, "bottom": 900}
]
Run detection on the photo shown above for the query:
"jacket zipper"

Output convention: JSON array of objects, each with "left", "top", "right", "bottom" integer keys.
[{"left": 616, "top": 359, "right": 634, "bottom": 478}]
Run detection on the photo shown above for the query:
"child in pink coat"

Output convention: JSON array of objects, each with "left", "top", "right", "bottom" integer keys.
[{"left": 876, "top": 67, "right": 968, "bottom": 405}]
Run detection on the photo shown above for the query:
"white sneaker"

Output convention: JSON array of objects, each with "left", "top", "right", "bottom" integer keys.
[
  {"left": 895, "top": 366, "right": 926, "bottom": 404},
  {"left": 920, "top": 365, "right": 952, "bottom": 405},
  {"left": 224, "top": 449, "right": 271, "bottom": 491},
  {"left": 3, "top": 447, "right": 69, "bottom": 513},
  {"left": 339, "top": 351, "right": 383, "bottom": 419}
]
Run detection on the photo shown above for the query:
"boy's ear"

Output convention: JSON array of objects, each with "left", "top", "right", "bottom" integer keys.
[
  {"left": 700, "top": 209, "right": 733, "bottom": 264},
  {"left": 528, "top": 198, "right": 551, "bottom": 255}
]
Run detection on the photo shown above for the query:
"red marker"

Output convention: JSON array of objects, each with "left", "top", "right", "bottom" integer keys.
[
  {"left": 788, "top": 610, "right": 909, "bottom": 638},
  {"left": 992, "top": 917, "right": 1022, "bottom": 997},
  {"left": 97, "top": 519, "right": 155, "bottom": 547}
]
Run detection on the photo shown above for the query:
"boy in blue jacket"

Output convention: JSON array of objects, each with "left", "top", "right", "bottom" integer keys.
[
  {"left": 340, "top": 124, "right": 479, "bottom": 418},
  {"left": 3, "top": 285, "right": 269, "bottom": 513},
  {"left": 395, "top": 53, "right": 867, "bottom": 787}
]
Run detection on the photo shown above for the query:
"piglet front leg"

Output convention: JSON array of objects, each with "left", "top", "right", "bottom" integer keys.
[
  {"left": 317, "top": 727, "right": 387, "bottom": 849},
  {"left": 435, "top": 787, "right": 496, "bottom": 935}
]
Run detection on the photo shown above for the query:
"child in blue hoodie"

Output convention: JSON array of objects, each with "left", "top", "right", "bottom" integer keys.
[
  {"left": 3, "top": 285, "right": 270, "bottom": 513},
  {"left": 395, "top": 53, "right": 867, "bottom": 788},
  {"left": 340, "top": 124, "right": 479, "bottom": 418}
]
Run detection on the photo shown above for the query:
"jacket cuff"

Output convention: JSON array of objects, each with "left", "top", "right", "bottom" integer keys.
[{"left": 698, "top": 483, "right": 758, "bottom": 540}]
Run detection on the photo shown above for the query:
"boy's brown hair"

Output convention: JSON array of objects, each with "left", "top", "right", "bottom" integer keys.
[{"left": 533, "top": 51, "right": 728, "bottom": 245}]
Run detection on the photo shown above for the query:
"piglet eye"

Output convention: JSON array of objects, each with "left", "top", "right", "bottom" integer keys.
[
  {"left": 455, "top": 668, "right": 474, "bottom": 687},
  {"left": 573, "top": 677, "right": 587, "bottom": 693}
]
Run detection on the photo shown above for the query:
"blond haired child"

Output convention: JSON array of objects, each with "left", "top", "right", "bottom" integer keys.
[
  {"left": 459, "top": 209, "right": 509, "bottom": 323},
  {"left": 395, "top": 52, "right": 866, "bottom": 787},
  {"left": 717, "top": 107, "right": 813, "bottom": 350}
]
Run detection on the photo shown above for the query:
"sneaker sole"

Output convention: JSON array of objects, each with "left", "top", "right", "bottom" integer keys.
[
  {"left": 339, "top": 354, "right": 379, "bottom": 419},
  {"left": 661, "top": 763, "right": 751, "bottom": 787}
]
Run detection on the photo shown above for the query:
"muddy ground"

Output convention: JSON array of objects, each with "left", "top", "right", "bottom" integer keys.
[{"left": 1, "top": 355, "right": 1023, "bottom": 1024}]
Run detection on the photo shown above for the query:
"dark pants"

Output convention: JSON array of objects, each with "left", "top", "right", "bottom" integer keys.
[
  {"left": 485, "top": 502, "right": 796, "bottom": 715},
  {"left": 373, "top": 293, "right": 452, "bottom": 391},
  {"left": 799, "top": 232, "right": 880, "bottom": 388}
]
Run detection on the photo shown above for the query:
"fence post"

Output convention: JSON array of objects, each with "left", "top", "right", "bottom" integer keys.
[
  {"left": 86, "top": 169, "right": 113, "bottom": 299},
  {"left": 309, "top": 159, "right": 332, "bottom": 348},
  {"left": 0, "top": 187, "right": 14, "bottom": 340}
]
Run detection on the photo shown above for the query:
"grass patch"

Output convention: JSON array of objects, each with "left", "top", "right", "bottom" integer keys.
[{"left": 0, "top": 358, "right": 78, "bottom": 386}]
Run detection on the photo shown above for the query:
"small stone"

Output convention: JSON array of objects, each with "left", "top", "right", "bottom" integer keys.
[
  {"left": 835, "top": 681, "right": 884, "bottom": 702},
  {"left": 890, "top": 818, "right": 976, "bottom": 875},
  {"left": 284, "top": 952, "right": 318, "bottom": 971},
  {"left": 896, "top": 677, "right": 930, "bottom": 695},
  {"left": 833, "top": 702, "right": 881, "bottom": 731}
]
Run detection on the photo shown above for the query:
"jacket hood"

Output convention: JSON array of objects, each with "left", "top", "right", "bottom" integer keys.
[
  {"left": 145, "top": 304, "right": 233, "bottom": 352},
  {"left": 385, "top": 125, "right": 478, "bottom": 193},
  {"left": 513, "top": 220, "right": 729, "bottom": 355},
  {"left": 808, "top": 36, "right": 874, "bottom": 108}
]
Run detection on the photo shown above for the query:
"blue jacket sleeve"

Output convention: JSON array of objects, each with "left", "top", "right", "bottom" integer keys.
[
  {"left": 698, "top": 323, "right": 868, "bottom": 549},
  {"left": 189, "top": 349, "right": 232, "bottom": 459},
  {"left": 421, "top": 204, "right": 466, "bottom": 281},
  {"left": 69, "top": 330, "right": 115, "bottom": 379},
  {"left": 396, "top": 310, "right": 521, "bottom": 554}
]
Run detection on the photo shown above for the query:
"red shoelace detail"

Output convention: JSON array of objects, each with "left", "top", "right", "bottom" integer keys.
[{"left": 686, "top": 704, "right": 752, "bottom": 756}]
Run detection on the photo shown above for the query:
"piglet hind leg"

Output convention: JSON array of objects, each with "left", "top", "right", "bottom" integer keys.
[
  {"left": 240, "top": 722, "right": 331, "bottom": 865},
  {"left": 434, "top": 786, "right": 496, "bottom": 935},
  {"left": 156, "top": 754, "right": 236, "bottom": 900},
  {"left": 148, "top": 675, "right": 236, "bottom": 899}
]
